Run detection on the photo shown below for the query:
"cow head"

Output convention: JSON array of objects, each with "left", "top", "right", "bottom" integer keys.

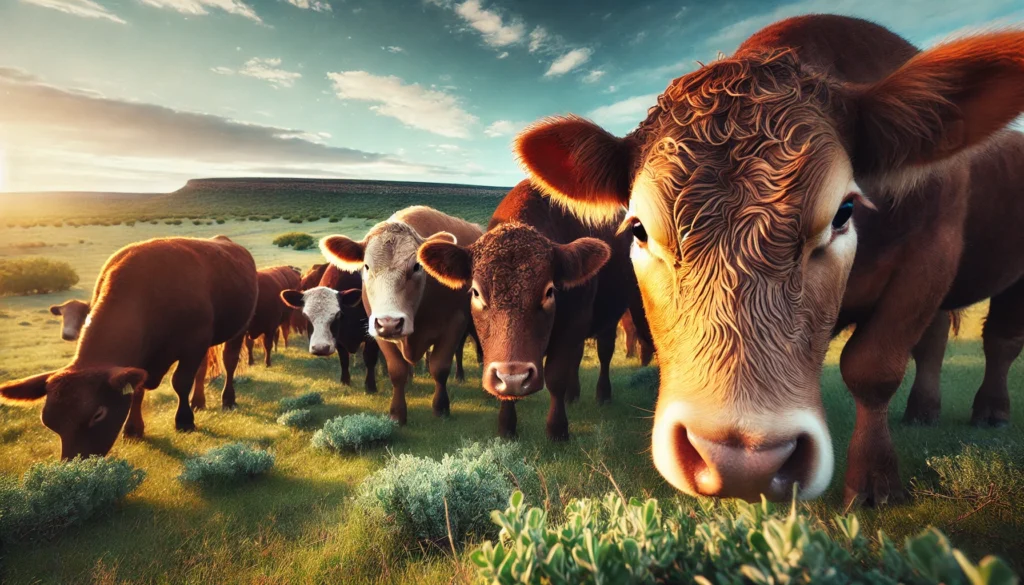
[
  {"left": 49, "top": 300, "right": 91, "bottom": 342},
  {"left": 418, "top": 223, "right": 609, "bottom": 399},
  {"left": 0, "top": 366, "right": 147, "bottom": 459},
  {"left": 280, "top": 287, "right": 364, "bottom": 356},
  {"left": 515, "top": 33, "right": 1024, "bottom": 501}
]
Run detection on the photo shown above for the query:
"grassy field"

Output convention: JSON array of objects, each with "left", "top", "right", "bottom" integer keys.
[{"left": 0, "top": 216, "right": 1022, "bottom": 584}]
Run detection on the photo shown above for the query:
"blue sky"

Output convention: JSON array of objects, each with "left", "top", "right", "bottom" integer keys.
[{"left": 0, "top": 0, "right": 1021, "bottom": 192}]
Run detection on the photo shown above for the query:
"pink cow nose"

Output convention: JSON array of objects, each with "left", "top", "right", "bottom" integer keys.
[
  {"left": 374, "top": 317, "right": 404, "bottom": 338},
  {"left": 486, "top": 362, "right": 539, "bottom": 397}
]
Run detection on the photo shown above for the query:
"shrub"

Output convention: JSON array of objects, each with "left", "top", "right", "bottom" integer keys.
[
  {"left": 0, "top": 258, "right": 80, "bottom": 296},
  {"left": 0, "top": 457, "right": 145, "bottom": 543},
  {"left": 471, "top": 491, "right": 1019, "bottom": 585},
  {"left": 164, "top": 219, "right": 182, "bottom": 226},
  {"left": 277, "top": 408, "right": 314, "bottom": 428},
  {"left": 216, "top": 218, "right": 226, "bottom": 224},
  {"left": 179, "top": 443, "right": 275, "bottom": 486},
  {"left": 329, "top": 216, "right": 341, "bottom": 223},
  {"left": 192, "top": 220, "right": 203, "bottom": 225},
  {"left": 358, "top": 440, "right": 538, "bottom": 543},
  {"left": 912, "top": 445, "right": 1023, "bottom": 516},
  {"left": 278, "top": 391, "right": 323, "bottom": 412},
  {"left": 125, "top": 220, "right": 136, "bottom": 227},
  {"left": 273, "top": 232, "right": 316, "bottom": 250},
  {"left": 312, "top": 413, "right": 396, "bottom": 452}
]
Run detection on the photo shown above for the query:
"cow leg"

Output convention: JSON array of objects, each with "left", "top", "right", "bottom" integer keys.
[
  {"left": 378, "top": 341, "right": 410, "bottom": 425},
  {"left": 623, "top": 317, "right": 637, "bottom": 358},
  {"left": 903, "top": 311, "right": 950, "bottom": 425},
  {"left": 972, "top": 281, "right": 1024, "bottom": 427},
  {"left": 543, "top": 342, "right": 584, "bottom": 441},
  {"left": 172, "top": 353, "right": 204, "bottom": 432},
  {"left": 454, "top": 331, "right": 467, "bottom": 383},
  {"left": 595, "top": 327, "right": 616, "bottom": 405},
  {"left": 429, "top": 329, "right": 464, "bottom": 418},
  {"left": 498, "top": 400, "right": 517, "bottom": 438},
  {"left": 190, "top": 351, "right": 209, "bottom": 411},
  {"left": 122, "top": 386, "right": 146, "bottom": 439},
  {"left": 281, "top": 322, "right": 290, "bottom": 348},
  {"left": 563, "top": 342, "right": 585, "bottom": 404},
  {"left": 363, "top": 341, "right": 379, "bottom": 394},
  {"left": 338, "top": 349, "right": 352, "bottom": 386},
  {"left": 639, "top": 339, "right": 655, "bottom": 367},
  {"left": 221, "top": 333, "right": 245, "bottom": 410},
  {"left": 245, "top": 335, "right": 255, "bottom": 366},
  {"left": 263, "top": 331, "right": 274, "bottom": 367}
]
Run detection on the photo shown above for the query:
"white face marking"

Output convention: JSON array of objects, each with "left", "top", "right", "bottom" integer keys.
[
  {"left": 301, "top": 287, "right": 342, "bottom": 354},
  {"left": 362, "top": 229, "right": 424, "bottom": 338}
]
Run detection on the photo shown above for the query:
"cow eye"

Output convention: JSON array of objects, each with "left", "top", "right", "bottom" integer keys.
[
  {"left": 631, "top": 218, "right": 648, "bottom": 244},
  {"left": 832, "top": 200, "right": 855, "bottom": 230},
  {"left": 363, "top": 264, "right": 369, "bottom": 272},
  {"left": 413, "top": 262, "right": 421, "bottom": 273},
  {"left": 471, "top": 287, "right": 480, "bottom": 299},
  {"left": 544, "top": 285, "right": 555, "bottom": 300},
  {"left": 90, "top": 406, "right": 108, "bottom": 426}
]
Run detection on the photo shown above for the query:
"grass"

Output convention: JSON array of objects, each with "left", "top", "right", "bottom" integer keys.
[{"left": 0, "top": 211, "right": 1021, "bottom": 583}]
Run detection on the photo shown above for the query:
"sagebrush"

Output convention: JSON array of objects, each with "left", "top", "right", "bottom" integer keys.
[
  {"left": 277, "top": 408, "right": 314, "bottom": 428},
  {"left": 273, "top": 232, "right": 316, "bottom": 250},
  {"left": 0, "top": 257, "right": 79, "bottom": 296},
  {"left": 279, "top": 392, "right": 323, "bottom": 412},
  {"left": 312, "top": 413, "right": 396, "bottom": 452},
  {"left": 179, "top": 443, "right": 275, "bottom": 486}
]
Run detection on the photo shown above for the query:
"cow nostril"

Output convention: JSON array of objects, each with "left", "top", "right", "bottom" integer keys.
[
  {"left": 395, "top": 317, "right": 404, "bottom": 331},
  {"left": 773, "top": 434, "right": 814, "bottom": 492}
]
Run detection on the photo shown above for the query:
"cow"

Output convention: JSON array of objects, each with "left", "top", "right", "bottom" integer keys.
[
  {"left": 512, "top": 14, "right": 1024, "bottom": 505},
  {"left": 49, "top": 299, "right": 91, "bottom": 342},
  {"left": 280, "top": 263, "right": 382, "bottom": 394},
  {"left": 289, "top": 263, "right": 330, "bottom": 338},
  {"left": 320, "top": 206, "right": 484, "bottom": 425},
  {"left": 0, "top": 236, "right": 257, "bottom": 459},
  {"left": 245, "top": 266, "right": 302, "bottom": 368},
  {"left": 620, "top": 309, "right": 654, "bottom": 366},
  {"left": 418, "top": 182, "right": 636, "bottom": 439}
]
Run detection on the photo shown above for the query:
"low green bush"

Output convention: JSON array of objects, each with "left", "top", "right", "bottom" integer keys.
[
  {"left": 0, "top": 457, "right": 145, "bottom": 543},
  {"left": 358, "top": 440, "right": 538, "bottom": 543},
  {"left": 273, "top": 232, "right": 316, "bottom": 250},
  {"left": 179, "top": 443, "right": 275, "bottom": 486},
  {"left": 312, "top": 413, "right": 396, "bottom": 452},
  {"left": 471, "top": 491, "right": 1018, "bottom": 585},
  {"left": 277, "top": 408, "right": 314, "bottom": 429},
  {"left": 279, "top": 392, "right": 323, "bottom": 412},
  {"left": 0, "top": 257, "right": 80, "bottom": 296}
]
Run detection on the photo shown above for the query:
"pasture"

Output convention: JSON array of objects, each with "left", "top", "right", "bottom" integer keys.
[{"left": 0, "top": 214, "right": 1022, "bottom": 583}]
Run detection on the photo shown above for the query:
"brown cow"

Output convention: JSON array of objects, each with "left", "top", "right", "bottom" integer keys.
[
  {"left": 245, "top": 266, "right": 301, "bottom": 368},
  {"left": 49, "top": 299, "right": 91, "bottom": 342},
  {"left": 281, "top": 264, "right": 382, "bottom": 394},
  {"left": 320, "top": 206, "right": 483, "bottom": 424},
  {"left": 620, "top": 309, "right": 654, "bottom": 366},
  {"left": 0, "top": 236, "right": 257, "bottom": 459},
  {"left": 418, "top": 181, "right": 635, "bottom": 439},
  {"left": 514, "top": 15, "right": 1024, "bottom": 505}
]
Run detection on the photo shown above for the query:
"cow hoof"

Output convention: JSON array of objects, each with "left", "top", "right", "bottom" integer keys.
[
  {"left": 191, "top": 401, "right": 206, "bottom": 411},
  {"left": 390, "top": 411, "right": 408, "bottom": 426},
  {"left": 341, "top": 376, "right": 352, "bottom": 386},
  {"left": 222, "top": 403, "right": 237, "bottom": 411},
  {"left": 971, "top": 415, "right": 1010, "bottom": 428},
  {"left": 364, "top": 384, "right": 378, "bottom": 395},
  {"left": 843, "top": 477, "right": 907, "bottom": 508},
  {"left": 547, "top": 431, "right": 570, "bottom": 442},
  {"left": 176, "top": 421, "right": 196, "bottom": 433},
  {"left": 432, "top": 406, "right": 451, "bottom": 418},
  {"left": 123, "top": 425, "right": 144, "bottom": 440}
]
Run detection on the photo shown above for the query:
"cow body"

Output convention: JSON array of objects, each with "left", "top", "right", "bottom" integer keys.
[
  {"left": 0, "top": 236, "right": 258, "bottom": 458},
  {"left": 245, "top": 266, "right": 301, "bottom": 367}
]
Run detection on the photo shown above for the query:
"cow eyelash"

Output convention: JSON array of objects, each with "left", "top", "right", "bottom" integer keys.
[{"left": 618, "top": 215, "right": 648, "bottom": 246}]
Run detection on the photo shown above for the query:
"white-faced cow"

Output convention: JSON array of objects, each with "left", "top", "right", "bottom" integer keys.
[{"left": 49, "top": 299, "right": 91, "bottom": 342}]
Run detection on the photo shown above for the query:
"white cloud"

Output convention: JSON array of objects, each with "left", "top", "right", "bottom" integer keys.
[
  {"left": 284, "top": 0, "right": 331, "bottom": 11},
  {"left": 327, "top": 71, "right": 478, "bottom": 138},
  {"left": 545, "top": 48, "right": 592, "bottom": 77},
  {"left": 18, "top": 0, "right": 126, "bottom": 23},
  {"left": 214, "top": 58, "right": 302, "bottom": 88},
  {"left": 210, "top": 66, "right": 235, "bottom": 75},
  {"left": 136, "top": 0, "right": 262, "bottom": 23},
  {"left": 497, "top": 51, "right": 509, "bottom": 59},
  {"left": 483, "top": 119, "right": 526, "bottom": 137},
  {"left": 528, "top": 26, "right": 548, "bottom": 52},
  {"left": 582, "top": 69, "right": 605, "bottom": 83},
  {"left": 630, "top": 31, "right": 647, "bottom": 45},
  {"left": 453, "top": 0, "right": 525, "bottom": 47},
  {"left": 604, "top": 84, "right": 618, "bottom": 93},
  {"left": 383, "top": 46, "right": 405, "bottom": 53},
  {"left": 588, "top": 93, "right": 658, "bottom": 127}
]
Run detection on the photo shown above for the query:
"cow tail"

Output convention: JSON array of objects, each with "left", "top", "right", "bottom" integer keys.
[{"left": 949, "top": 309, "right": 965, "bottom": 338}]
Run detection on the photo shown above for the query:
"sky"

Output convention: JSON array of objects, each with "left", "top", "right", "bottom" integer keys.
[{"left": 0, "top": 0, "right": 1021, "bottom": 193}]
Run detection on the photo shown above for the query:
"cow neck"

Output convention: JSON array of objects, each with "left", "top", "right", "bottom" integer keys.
[{"left": 71, "top": 299, "right": 146, "bottom": 368}]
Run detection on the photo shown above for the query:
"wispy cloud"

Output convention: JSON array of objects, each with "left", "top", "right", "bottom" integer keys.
[
  {"left": 496, "top": 51, "right": 509, "bottom": 59},
  {"left": 528, "top": 26, "right": 548, "bottom": 52},
  {"left": 588, "top": 93, "right": 658, "bottom": 128},
  {"left": 283, "top": 0, "right": 331, "bottom": 12},
  {"left": 212, "top": 58, "right": 301, "bottom": 88},
  {"left": 327, "top": 71, "right": 478, "bottom": 138},
  {"left": 545, "top": 48, "right": 592, "bottom": 77},
  {"left": 383, "top": 46, "right": 405, "bottom": 53},
  {"left": 453, "top": 0, "right": 525, "bottom": 47},
  {"left": 137, "top": 0, "right": 262, "bottom": 23},
  {"left": 483, "top": 119, "right": 526, "bottom": 137},
  {"left": 18, "top": 0, "right": 126, "bottom": 23},
  {"left": 582, "top": 69, "right": 605, "bottom": 83}
]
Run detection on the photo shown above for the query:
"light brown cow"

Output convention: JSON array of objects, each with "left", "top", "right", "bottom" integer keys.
[
  {"left": 320, "top": 206, "right": 484, "bottom": 424},
  {"left": 49, "top": 299, "right": 91, "bottom": 342},
  {"left": 515, "top": 15, "right": 1024, "bottom": 505}
]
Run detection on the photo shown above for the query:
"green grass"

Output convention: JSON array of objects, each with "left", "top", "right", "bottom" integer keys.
[{"left": 0, "top": 216, "right": 1021, "bottom": 583}]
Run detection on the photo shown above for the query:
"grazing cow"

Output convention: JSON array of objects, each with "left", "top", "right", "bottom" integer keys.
[
  {"left": 514, "top": 15, "right": 1024, "bottom": 504},
  {"left": 620, "top": 309, "right": 654, "bottom": 366},
  {"left": 49, "top": 299, "right": 91, "bottom": 342},
  {"left": 289, "top": 263, "right": 330, "bottom": 337},
  {"left": 418, "top": 182, "right": 636, "bottom": 439},
  {"left": 320, "top": 206, "right": 483, "bottom": 424},
  {"left": 0, "top": 236, "right": 257, "bottom": 459},
  {"left": 245, "top": 266, "right": 302, "bottom": 367},
  {"left": 281, "top": 264, "right": 382, "bottom": 394}
]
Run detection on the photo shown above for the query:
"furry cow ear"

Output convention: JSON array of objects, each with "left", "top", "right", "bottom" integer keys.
[
  {"left": 553, "top": 237, "right": 611, "bottom": 289},
  {"left": 418, "top": 240, "right": 472, "bottom": 290},
  {"left": 339, "top": 288, "right": 363, "bottom": 307},
  {"left": 280, "top": 289, "right": 305, "bottom": 309},
  {"left": 516, "top": 115, "right": 641, "bottom": 224},
  {"left": 49, "top": 304, "right": 63, "bottom": 316},
  {"left": 0, "top": 372, "right": 52, "bottom": 403},
  {"left": 320, "top": 236, "right": 366, "bottom": 273},
  {"left": 424, "top": 231, "right": 458, "bottom": 245},
  {"left": 108, "top": 367, "right": 147, "bottom": 394}
]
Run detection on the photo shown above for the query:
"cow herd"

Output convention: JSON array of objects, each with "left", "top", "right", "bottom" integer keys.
[{"left": 3, "top": 14, "right": 1024, "bottom": 508}]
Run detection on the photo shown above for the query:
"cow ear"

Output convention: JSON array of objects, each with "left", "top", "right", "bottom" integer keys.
[
  {"left": 418, "top": 240, "right": 472, "bottom": 290},
  {"left": 0, "top": 372, "right": 52, "bottom": 403},
  {"left": 320, "top": 235, "right": 366, "bottom": 272},
  {"left": 851, "top": 31, "right": 1024, "bottom": 180},
  {"left": 339, "top": 288, "right": 363, "bottom": 307},
  {"left": 108, "top": 367, "right": 147, "bottom": 394},
  {"left": 49, "top": 304, "right": 63, "bottom": 316},
  {"left": 281, "top": 289, "right": 304, "bottom": 309},
  {"left": 515, "top": 115, "right": 641, "bottom": 224},
  {"left": 553, "top": 237, "right": 611, "bottom": 289},
  {"left": 425, "top": 231, "right": 458, "bottom": 245}
]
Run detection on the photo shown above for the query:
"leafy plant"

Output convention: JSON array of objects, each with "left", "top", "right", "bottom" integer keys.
[
  {"left": 273, "top": 232, "right": 316, "bottom": 250},
  {"left": 0, "top": 457, "right": 145, "bottom": 543},
  {"left": 179, "top": 443, "right": 275, "bottom": 486},
  {"left": 278, "top": 391, "right": 323, "bottom": 412},
  {"left": 278, "top": 408, "right": 314, "bottom": 429},
  {"left": 0, "top": 257, "right": 80, "bottom": 296},
  {"left": 312, "top": 413, "right": 396, "bottom": 452}
]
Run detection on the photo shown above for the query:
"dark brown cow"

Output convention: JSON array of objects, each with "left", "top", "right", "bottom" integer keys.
[
  {"left": 418, "top": 181, "right": 636, "bottom": 439},
  {"left": 0, "top": 236, "right": 257, "bottom": 459},
  {"left": 281, "top": 264, "right": 382, "bottom": 394},
  {"left": 245, "top": 266, "right": 302, "bottom": 368},
  {"left": 514, "top": 15, "right": 1024, "bottom": 505},
  {"left": 320, "top": 206, "right": 483, "bottom": 424},
  {"left": 49, "top": 299, "right": 91, "bottom": 342}
]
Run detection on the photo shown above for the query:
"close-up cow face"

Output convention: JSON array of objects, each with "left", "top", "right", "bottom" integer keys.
[
  {"left": 418, "top": 223, "right": 610, "bottom": 400},
  {"left": 516, "top": 37, "right": 1024, "bottom": 501},
  {"left": 0, "top": 367, "right": 146, "bottom": 460},
  {"left": 320, "top": 225, "right": 452, "bottom": 341},
  {"left": 49, "top": 299, "right": 91, "bottom": 341},
  {"left": 280, "top": 287, "right": 363, "bottom": 356}
]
